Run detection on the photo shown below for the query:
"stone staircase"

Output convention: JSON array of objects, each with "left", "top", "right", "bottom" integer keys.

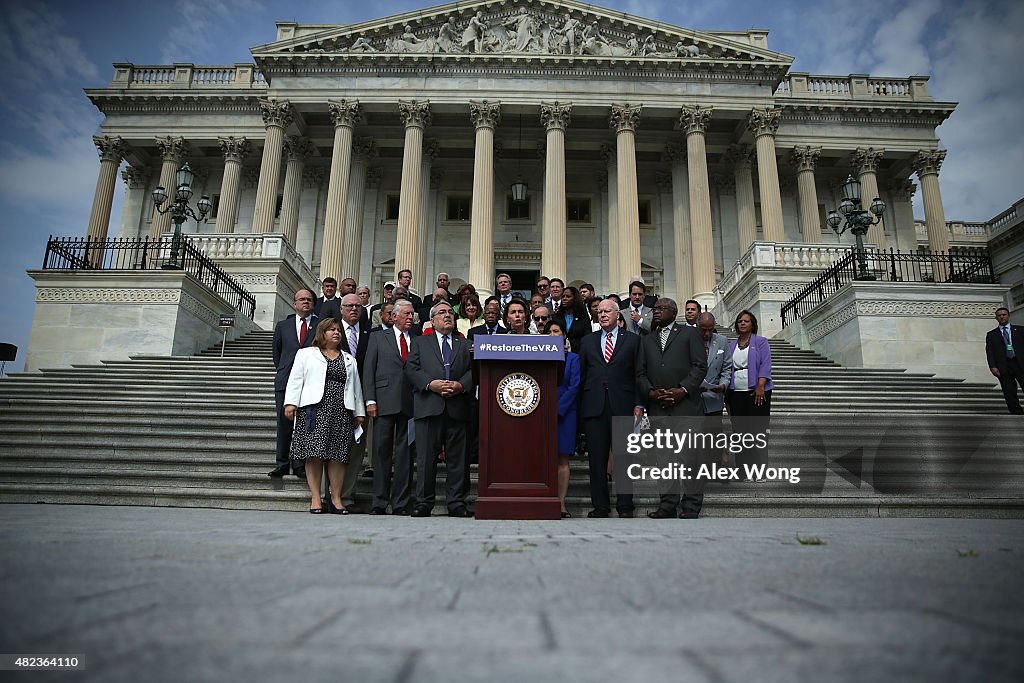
[{"left": 1, "top": 331, "right": 1021, "bottom": 517}]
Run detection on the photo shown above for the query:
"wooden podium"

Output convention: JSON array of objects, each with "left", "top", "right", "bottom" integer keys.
[{"left": 474, "top": 335, "right": 563, "bottom": 519}]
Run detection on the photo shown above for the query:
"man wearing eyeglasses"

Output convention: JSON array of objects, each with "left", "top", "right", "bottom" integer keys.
[
  {"left": 530, "top": 305, "right": 552, "bottom": 334},
  {"left": 405, "top": 302, "right": 475, "bottom": 517},
  {"left": 332, "top": 294, "right": 371, "bottom": 511},
  {"left": 270, "top": 288, "right": 318, "bottom": 478},
  {"left": 536, "top": 276, "right": 551, "bottom": 308}
]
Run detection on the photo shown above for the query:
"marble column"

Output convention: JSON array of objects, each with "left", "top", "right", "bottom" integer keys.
[
  {"left": 321, "top": 99, "right": 362, "bottom": 282},
  {"left": 86, "top": 135, "right": 125, "bottom": 242},
  {"left": 540, "top": 101, "right": 571, "bottom": 283},
  {"left": 342, "top": 138, "right": 377, "bottom": 285},
  {"left": 664, "top": 143, "right": 692, "bottom": 302},
  {"left": 679, "top": 105, "right": 715, "bottom": 304},
  {"left": 394, "top": 100, "right": 431, "bottom": 280},
  {"left": 118, "top": 165, "right": 149, "bottom": 239},
  {"left": 279, "top": 136, "right": 312, "bottom": 246},
  {"left": 851, "top": 147, "right": 887, "bottom": 250},
  {"left": 252, "top": 98, "right": 293, "bottom": 234},
  {"left": 149, "top": 136, "right": 187, "bottom": 239},
  {"left": 468, "top": 100, "right": 501, "bottom": 296},
  {"left": 913, "top": 150, "right": 950, "bottom": 271},
  {"left": 727, "top": 145, "right": 757, "bottom": 254},
  {"left": 888, "top": 178, "right": 918, "bottom": 251},
  {"left": 791, "top": 146, "right": 822, "bottom": 244},
  {"left": 215, "top": 136, "right": 249, "bottom": 234},
  {"left": 746, "top": 107, "right": 784, "bottom": 243},
  {"left": 601, "top": 143, "right": 618, "bottom": 292},
  {"left": 416, "top": 140, "right": 439, "bottom": 296},
  {"left": 609, "top": 104, "right": 642, "bottom": 292}
]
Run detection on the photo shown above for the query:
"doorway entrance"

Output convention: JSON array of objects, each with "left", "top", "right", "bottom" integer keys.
[{"left": 500, "top": 269, "right": 539, "bottom": 300}]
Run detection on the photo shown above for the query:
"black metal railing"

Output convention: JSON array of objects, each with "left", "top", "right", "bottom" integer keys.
[
  {"left": 781, "top": 248, "right": 995, "bottom": 327},
  {"left": 42, "top": 236, "right": 256, "bottom": 319}
]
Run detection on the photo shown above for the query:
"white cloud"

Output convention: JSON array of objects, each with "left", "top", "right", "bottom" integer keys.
[
  {"left": 162, "top": 0, "right": 265, "bottom": 64},
  {"left": 0, "top": 4, "right": 99, "bottom": 85},
  {"left": 867, "top": 0, "right": 940, "bottom": 76}
]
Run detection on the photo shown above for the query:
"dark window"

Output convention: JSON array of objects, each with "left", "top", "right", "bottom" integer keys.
[
  {"left": 754, "top": 201, "right": 763, "bottom": 228},
  {"left": 638, "top": 199, "right": 652, "bottom": 225},
  {"left": 446, "top": 195, "right": 471, "bottom": 221},
  {"left": 209, "top": 194, "right": 220, "bottom": 219},
  {"left": 507, "top": 195, "right": 530, "bottom": 220},
  {"left": 567, "top": 198, "right": 591, "bottom": 223},
  {"left": 386, "top": 195, "right": 400, "bottom": 221},
  {"left": 274, "top": 195, "right": 283, "bottom": 219}
]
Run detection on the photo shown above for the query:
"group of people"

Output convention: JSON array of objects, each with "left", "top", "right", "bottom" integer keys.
[{"left": 271, "top": 270, "right": 776, "bottom": 519}]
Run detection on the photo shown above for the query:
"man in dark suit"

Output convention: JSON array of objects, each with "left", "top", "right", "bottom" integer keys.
[
  {"left": 270, "top": 288, "right": 318, "bottom": 478},
  {"left": 637, "top": 298, "right": 708, "bottom": 519},
  {"left": 467, "top": 299, "right": 509, "bottom": 342},
  {"left": 579, "top": 297, "right": 644, "bottom": 517},
  {"left": 397, "top": 269, "right": 423, "bottom": 312},
  {"left": 405, "top": 300, "right": 475, "bottom": 517},
  {"left": 371, "top": 302, "right": 395, "bottom": 332},
  {"left": 987, "top": 306, "right": 1024, "bottom": 415},
  {"left": 314, "top": 277, "right": 341, "bottom": 318},
  {"left": 337, "top": 293, "right": 371, "bottom": 511},
  {"left": 362, "top": 299, "right": 418, "bottom": 515}
]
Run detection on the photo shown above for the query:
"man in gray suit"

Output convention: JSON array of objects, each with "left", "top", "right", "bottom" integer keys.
[
  {"left": 624, "top": 280, "right": 653, "bottom": 335},
  {"left": 698, "top": 312, "right": 733, "bottom": 416},
  {"left": 362, "top": 300, "right": 417, "bottom": 515},
  {"left": 405, "top": 301, "right": 475, "bottom": 517},
  {"left": 636, "top": 297, "right": 707, "bottom": 519}
]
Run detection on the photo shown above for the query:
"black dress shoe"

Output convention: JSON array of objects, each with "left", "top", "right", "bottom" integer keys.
[
  {"left": 561, "top": 511, "right": 572, "bottom": 519},
  {"left": 410, "top": 506, "right": 432, "bottom": 517},
  {"left": 647, "top": 508, "right": 676, "bottom": 519},
  {"left": 268, "top": 466, "right": 289, "bottom": 478},
  {"left": 391, "top": 507, "right": 410, "bottom": 516},
  {"left": 448, "top": 507, "right": 471, "bottom": 518},
  {"left": 679, "top": 511, "right": 701, "bottom": 519},
  {"left": 618, "top": 510, "right": 635, "bottom": 518},
  {"left": 587, "top": 509, "right": 609, "bottom": 518},
  {"left": 343, "top": 504, "right": 363, "bottom": 514},
  {"left": 369, "top": 507, "right": 388, "bottom": 515}
]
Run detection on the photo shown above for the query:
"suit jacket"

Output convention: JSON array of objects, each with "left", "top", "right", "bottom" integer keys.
[
  {"left": 622, "top": 304, "right": 653, "bottom": 335},
  {"left": 728, "top": 334, "right": 775, "bottom": 392},
  {"left": 405, "top": 332, "right": 474, "bottom": 421},
  {"left": 636, "top": 323, "right": 707, "bottom": 416},
  {"left": 553, "top": 310, "right": 591, "bottom": 353},
  {"left": 986, "top": 324, "right": 1024, "bottom": 373},
  {"left": 272, "top": 313, "right": 318, "bottom": 391},
  {"left": 315, "top": 296, "right": 341, "bottom": 319},
  {"left": 466, "top": 322, "right": 509, "bottom": 346},
  {"left": 337, "top": 319, "right": 371, "bottom": 372},
  {"left": 699, "top": 332, "right": 734, "bottom": 414},
  {"left": 362, "top": 327, "right": 417, "bottom": 417},
  {"left": 579, "top": 328, "right": 643, "bottom": 419}
]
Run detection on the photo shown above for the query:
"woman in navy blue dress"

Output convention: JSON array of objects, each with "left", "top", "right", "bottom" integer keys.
[{"left": 545, "top": 320, "right": 581, "bottom": 518}]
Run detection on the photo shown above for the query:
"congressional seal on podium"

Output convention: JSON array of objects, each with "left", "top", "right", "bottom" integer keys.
[{"left": 496, "top": 372, "right": 541, "bottom": 417}]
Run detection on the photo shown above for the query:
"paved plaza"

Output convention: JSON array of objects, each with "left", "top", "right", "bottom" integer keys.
[{"left": 1, "top": 505, "right": 1022, "bottom": 682}]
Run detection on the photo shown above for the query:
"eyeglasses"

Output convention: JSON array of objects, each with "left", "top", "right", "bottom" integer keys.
[
  {"left": 537, "top": 283, "right": 549, "bottom": 289},
  {"left": 341, "top": 304, "right": 361, "bottom": 308},
  {"left": 533, "top": 315, "right": 549, "bottom": 321},
  {"left": 294, "top": 297, "right": 313, "bottom": 302}
]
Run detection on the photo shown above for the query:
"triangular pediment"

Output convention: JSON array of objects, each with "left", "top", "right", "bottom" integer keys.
[{"left": 252, "top": 0, "right": 793, "bottom": 67}]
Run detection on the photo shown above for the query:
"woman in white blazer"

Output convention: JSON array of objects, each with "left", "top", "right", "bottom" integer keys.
[{"left": 284, "top": 319, "right": 366, "bottom": 514}]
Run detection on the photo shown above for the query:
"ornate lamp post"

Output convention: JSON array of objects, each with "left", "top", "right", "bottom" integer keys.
[
  {"left": 152, "top": 162, "right": 211, "bottom": 269},
  {"left": 826, "top": 175, "right": 885, "bottom": 281}
]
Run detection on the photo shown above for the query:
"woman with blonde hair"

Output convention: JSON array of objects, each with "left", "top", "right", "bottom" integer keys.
[{"left": 285, "top": 318, "right": 366, "bottom": 513}]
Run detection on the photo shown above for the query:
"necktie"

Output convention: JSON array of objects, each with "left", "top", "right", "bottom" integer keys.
[
  {"left": 441, "top": 335, "right": 452, "bottom": 379},
  {"left": 633, "top": 308, "right": 642, "bottom": 334},
  {"left": 347, "top": 325, "right": 358, "bottom": 356},
  {"left": 299, "top": 317, "right": 308, "bottom": 345},
  {"left": 660, "top": 325, "right": 671, "bottom": 351},
  {"left": 604, "top": 331, "right": 614, "bottom": 363},
  {"left": 705, "top": 340, "right": 711, "bottom": 358},
  {"left": 400, "top": 333, "right": 408, "bottom": 363},
  {"left": 1004, "top": 327, "right": 1016, "bottom": 359}
]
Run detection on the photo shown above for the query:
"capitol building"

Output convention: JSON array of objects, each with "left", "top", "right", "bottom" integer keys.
[{"left": 27, "top": 0, "right": 1018, "bottom": 381}]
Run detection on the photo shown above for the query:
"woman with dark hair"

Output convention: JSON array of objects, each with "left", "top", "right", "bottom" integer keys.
[
  {"left": 284, "top": 318, "right": 366, "bottom": 513},
  {"left": 503, "top": 297, "right": 531, "bottom": 334},
  {"left": 726, "top": 309, "right": 773, "bottom": 481},
  {"left": 544, "top": 319, "right": 580, "bottom": 518},
  {"left": 457, "top": 294, "right": 482, "bottom": 337},
  {"left": 554, "top": 286, "right": 590, "bottom": 350},
  {"left": 586, "top": 296, "right": 603, "bottom": 332}
]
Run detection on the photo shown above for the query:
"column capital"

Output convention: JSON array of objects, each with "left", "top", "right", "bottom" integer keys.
[
  {"left": 352, "top": 137, "right": 378, "bottom": 160},
  {"left": 423, "top": 138, "right": 441, "bottom": 161},
  {"left": 430, "top": 166, "right": 444, "bottom": 189},
  {"left": 662, "top": 142, "right": 686, "bottom": 163},
  {"left": 889, "top": 178, "right": 916, "bottom": 202},
  {"left": 746, "top": 107, "right": 782, "bottom": 138},
  {"left": 600, "top": 142, "right": 616, "bottom": 163},
  {"left": 725, "top": 144, "right": 754, "bottom": 169},
  {"left": 243, "top": 166, "right": 260, "bottom": 189},
  {"left": 328, "top": 98, "right": 363, "bottom": 128},
  {"left": 259, "top": 98, "right": 294, "bottom": 129},
  {"left": 120, "top": 165, "right": 149, "bottom": 189},
  {"left": 609, "top": 103, "right": 642, "bottom": 133},
  {"left": 713, "top": 173, "right": 736, "bottom": 194},
  {"left": 540, "top": 101, "right": 572, "bottom": 131},
  {"left": 302, "top": 165, "right": 326, "bottom": 189},
  {"left": 398, "top": 99, "right": 432, "bottom": 128},
  {"left": 365, "top": 167, "right": 383, "bottom": 189},
  {"left": 677, "top": 105, "right": 712, "bottom": 135},
  {"left": 790, "top": 145, "right": 821, "bottom": 172},
  {"left": 469, "top": 99, "right": 502, "bottom": 129},
  {"left": 283, "top": 135, "right": 314, "bottom": 162},
  {"left": 493, "top": 138, "right": 504, "bottom": 160},
  {"left": 155, "top": 135, "right": 187, "bottom": 163},
  {"left": 93, "top": 135, "right": 125, "bottom": 163},
  {"left": 218, "top": 136, "right": 250, "bottom": 163},
  {"left": 913, "top": 149, "right": 946, "bottom": 177},
  {"left": 850, "top": 147, "right": 885, "bottom": 174}
]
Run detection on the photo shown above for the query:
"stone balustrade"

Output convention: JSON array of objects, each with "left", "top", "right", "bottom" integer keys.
[
  {"left": 776, "top": 73, "right": 932, "bottom": 101},
  {"left": 185, "top": 233, "right": 315, "bottom": 286},
  {"left": 913, "top": 219, "right": 989, "bottom": 245},
  {"left": 110, "top": 63, "right": 267, "bottom": 89}
]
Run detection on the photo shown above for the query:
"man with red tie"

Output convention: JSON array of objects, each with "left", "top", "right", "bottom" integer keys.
[
  {"left": 578, "top": 298, "right": 644, "bottom": 517},
  {"left": 362, "top": 300, "right": 419, "bottom": 514},
  {"left": 270, "top": 288, "right": 318, "bottom": 478}
]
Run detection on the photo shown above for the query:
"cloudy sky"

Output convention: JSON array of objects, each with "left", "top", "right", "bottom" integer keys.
[{"left": 0, "top": 0, "right": 1021, "bottom": 372}]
